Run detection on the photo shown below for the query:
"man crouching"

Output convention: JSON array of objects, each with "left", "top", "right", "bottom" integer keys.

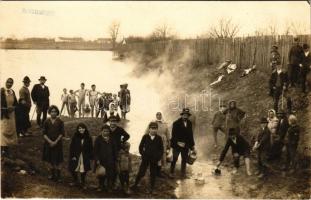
[{"left": 216, "top": 128, "right": 252, "bottom": 176}]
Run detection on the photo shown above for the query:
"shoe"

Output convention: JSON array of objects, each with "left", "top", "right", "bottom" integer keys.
[
  {"left": 69, "top": 182, "right": 77, "bottom": 187},
  {"left": 19, "top": 133, "right": 24, "bottom": 137},
  {"left": 96, "top": 188, "right": 103, "bottom": 192},
  {"left": 257, "top": 173, "right": 264, "bottom": 178},
  {"left": 168, "top": 173, "right": 175, "bottom": 179},
  {"left": 247, "top": 171, "right": 252, "bottom": 176},
  {"left": 231, "top": 169, "right": 238, "bottom": 175}
]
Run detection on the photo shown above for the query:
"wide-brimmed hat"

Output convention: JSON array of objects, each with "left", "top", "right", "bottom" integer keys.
[
  {"left": 260, "top": 117, "right": 268, "bottom": 124},
  {"left": 180, "top": 108, "right": 191, "bottom": 116},
  {"left": 23, "top": 76, "right": 31, "bottom": 83},
  {"left": 38, "top": 76, "right": 47, "bottom": 81}
]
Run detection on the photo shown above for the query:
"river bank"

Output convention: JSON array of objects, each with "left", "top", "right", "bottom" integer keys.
[{"left": 1, "top": 117, "right": 178, "bottom": 198}]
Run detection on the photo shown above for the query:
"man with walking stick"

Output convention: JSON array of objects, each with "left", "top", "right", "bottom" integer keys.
[{"left": 31, "top": 76, "right": 50, "bottom": 128}]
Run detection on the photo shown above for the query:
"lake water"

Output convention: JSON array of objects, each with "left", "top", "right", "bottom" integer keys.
[{"left": 0, "top": 49, "right": 163, "bottom": 154}]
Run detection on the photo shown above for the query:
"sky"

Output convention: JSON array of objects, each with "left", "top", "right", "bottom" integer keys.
[{"left": 0, "top": 1, "right": 310, "bottom": 40}]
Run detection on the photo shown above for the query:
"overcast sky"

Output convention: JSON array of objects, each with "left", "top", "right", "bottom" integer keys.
[{"left": 0, "top": 1, "right": 310, "bottom": 39}]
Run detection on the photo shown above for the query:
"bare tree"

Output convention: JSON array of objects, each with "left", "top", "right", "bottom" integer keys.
[
  {"left": 208, "top": 17, "right": 240, "bottom": 38},
  {"left": 108, "top": 21, "right": 120, "bottom": 49},
  {"left": 150, "top": 22, "right": 175, "bottom": 41}
]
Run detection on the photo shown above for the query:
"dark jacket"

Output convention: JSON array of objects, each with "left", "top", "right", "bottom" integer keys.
[
  {"left": 110, "top": 126, "right": 130, "bottom": 152},
  {"left": 212, "top": 111, "right": 225, "bottom": 128},
  {"left": 171, "top": 118, "right": 195, "bottom": 149},
  {"left": 139, "top": 134, "right": 163, "bottom": 163},
  {"left": 256, "top": 126, "right": 271, "bottom": 151},
  {"left": 269, "top": 71, "right": 288, "bottom": 89},
  {"left": 94, "top": 135, "right": 117, "bottom": 168},
  {"left": 302, "top": 52, "right": 311, "bottom": 73},
  {"left": 68, "top": 133, "right": 94, "bottom": 172},
  {"left": 219, "top": 134, "right": 250, "bottom": 162},
  {"left": 19, "top": 86, "right": 32, "bottom": 108},
  {"left": 287, "top": 125, "right": 300, "bottom": 145},
  {"left": 276, "top": 118, "right": 289, "bottom": 141},
  {"left": 1, "top": 88, "right": 18, "bottom": 119},
  {"left": 31, "top": 84, "right": 50, "bottom": 108},
  {"left": 288, "top": 44, "right": 304, "bottom": 65},
  {"left": 224, "top": 106, "right": 246, "bottom": 129}
]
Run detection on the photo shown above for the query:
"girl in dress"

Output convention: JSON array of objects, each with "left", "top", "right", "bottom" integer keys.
[
  {"left": 42, "top": 105, "right": 65, "bottom": 182},
  {"left": 68, "top": 123, "right": 93, "bottom": 189}
]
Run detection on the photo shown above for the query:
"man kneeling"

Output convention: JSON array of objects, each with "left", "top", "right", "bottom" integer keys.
[{"left": 216, "top": 128, "right": 252, "bottom": 176}]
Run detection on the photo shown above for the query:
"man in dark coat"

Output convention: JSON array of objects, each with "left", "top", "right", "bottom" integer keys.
[
  {"left": 170, "top": 108, "right": 195, "bottom": 178},
  {"left": 223, "top": 100, "right": 245, "bottom": 135},
  {"left": 131, "top": 122, "right": 164, "bottom": 194},
  {"left": 288, "top": 37, "right": 304, "bottom": 87},
  {"left": 16, "top": 76, "right": 32, "bottom": 137},
  {"left": 301, "top": 43, "right": 311, "bottom": 93},
  {"left": 31, "top": 76, "right": 50, "bottom": 127},
  {"left": 253, "top": 117, "right": 272, "bottom": 178},
  {"left": 269, "top": 64, "right": 292, "bottom": 113},
  {"left": 216, "top": 128, "right": 252, "bottom": 176},
  {"left": 108, "top": 116, "right": 130, "bottom": 188}
]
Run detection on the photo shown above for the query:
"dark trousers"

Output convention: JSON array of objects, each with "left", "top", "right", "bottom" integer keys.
[
  {"left": 301, "top": 69, "right": 309, "bottom": 93},
  {"left": 233, "top": 153, "right": 241, "bottom": 168},
  {"left": 134, "top": 159, "right": 157, "bottom": 189},
  {"left": 286, "top": 143, "right": 298, "bottom": 169},
  {"left": 288, "top": 64, "right": 300, "bottom": 86},
  {"left": 16, "top": 105, "right": 31, "bottom": 134},
  {"left": 213, "top": 126, "right": 225, "bottom": 145},
  {"left": 72, "top": 171, "right": 86, "bottom": 185},
  {"left": 170, "top": 146, "right": 188, "bottom": 175},
  {"left": 119, "top": 171, "right": 129, "bottom": 187},
  {"left": 257, "top": 150, "right": 269, "bottom": 174},
  {"left": 36, "top": 105, "right": 48, "bottom": 127},
  {"left": 272, "top": 87, "right": 292, "bottom": 113}
]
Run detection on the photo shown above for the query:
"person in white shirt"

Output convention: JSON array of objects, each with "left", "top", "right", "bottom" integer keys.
[
  {"left": 60, "top": 88, "right": 70, "bottom": 116},
  {"left": 74, "top": 83, "right": 88, "bottom": 118}
]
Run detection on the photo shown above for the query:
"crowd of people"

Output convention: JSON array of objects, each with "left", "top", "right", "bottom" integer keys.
[{"left": 0, "top": 36, "right": 310, "bottom": 195}]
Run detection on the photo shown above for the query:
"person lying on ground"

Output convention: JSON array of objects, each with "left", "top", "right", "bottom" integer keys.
[{"left": 217, "top": 128, "right": 252, "bottom": 176}]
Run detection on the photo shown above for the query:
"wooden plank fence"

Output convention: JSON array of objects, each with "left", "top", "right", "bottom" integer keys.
[{"left": 122, "top": 35, "right": 311, "bottom": 71}]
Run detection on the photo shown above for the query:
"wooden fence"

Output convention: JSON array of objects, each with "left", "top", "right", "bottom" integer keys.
[{"left": 122, "top": 35, "right": 311, "bottom": 70}]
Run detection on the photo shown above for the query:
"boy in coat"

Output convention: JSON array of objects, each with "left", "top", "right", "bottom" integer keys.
[
  {"left": 253, "top": 117, "right": 272, "bottom": 178},
  {"left": 170, "top": 108, "right": 196, "bottom": 179},
  {"left": 131, "top": 122, "right": 164, "bottom": 194},
  {"left": 216, "top": 128, "right": 252, "bottom": 176}
]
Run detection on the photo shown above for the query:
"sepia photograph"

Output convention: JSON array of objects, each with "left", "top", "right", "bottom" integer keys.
[{"left": 0, "top": 1, "right": 310, "bottom": 199}]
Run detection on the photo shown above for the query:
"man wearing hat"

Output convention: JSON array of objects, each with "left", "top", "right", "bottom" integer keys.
[
  {"left": 270, "top": 45, "right": 281, "bottom": 71},
  {"left": 212, "top": 104, "right": 227, "bottom": 148},
  {"left": 16, "top": 76, "right": 32, "bottom": 137},
  {"left": 217, "top": 128, "right": 252, "bottom": 176},
  {"left": 170, "top": 108, "right": 195, "bottom": 178},
  {"left": 269, "top": 64, "right": 291, "bottom": 113},
  {"left": 253, "top": 117, "right": 272, "bottom": 178},
  {"left": 131, "top": 122, "right": 164, "bottom": 194},
  {"left": 288, "top": 36, "right": 304, "bottom": 87},
  {"left": 31, "top": 76, "right": 50, "bottom": 127},
  {"left": 108, "top": 115, "right": 130, "bottom": 188}
]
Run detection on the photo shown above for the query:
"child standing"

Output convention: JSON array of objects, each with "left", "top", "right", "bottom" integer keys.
[
  {"left": 117, "top": 142, "right": 132, "bottom": 194},
  {"left": 211, "top": 104, "right": 226, "bottom": 148},
  {"left": 131, "top": 122, "right": 164, "bottom": 194},
  {"left": 60, "top": 88, "right": 70, "bottom": 116},
  {"left": 42, "top": 105, "right": 65, "bottom": 182},
  {"left": 68, "top": 90, "right": 78, "bottom": 118},
  {"left": 285, "top": 114, "right": 300, "bottom": 173},
  {"left": 68, "top": 123, "right": 93, "bottom": 189},
  {"left": 94, "top": 125, "right": 117, "bottom": 192}
]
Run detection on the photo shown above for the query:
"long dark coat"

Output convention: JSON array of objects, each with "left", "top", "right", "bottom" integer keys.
[
  {"left": 31, "top": 84, "right": 50, "bottom": 110},
  {"left": 68, "top": 133, "right": 94, "bottom": 172},
  {"left": 170, "top": 118, "right": 195, "bottom": 150}
]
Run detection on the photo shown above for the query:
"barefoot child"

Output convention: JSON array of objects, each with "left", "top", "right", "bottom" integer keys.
[
  {"left": 42, "top": 105, "right": 65, "bottom": 182},
  {"left": 117, "top": 142, "right": 132, "bottom": 194},
  {"left": 94, "top": 125, "right": 117, "bottom": 192},
  {"left": 68, "top": 123, "right": 93, "bottom": 189},
  {"left": 68, "top": 90, "right": 78, "bottom": 118},
  {"left": 60, "top": 88, "right": 70, "bottom": 116}
]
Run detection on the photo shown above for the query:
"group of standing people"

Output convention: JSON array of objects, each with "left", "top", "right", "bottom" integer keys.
[{"left": 59, "top": 83, "right": 131, "bottom": 120}]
